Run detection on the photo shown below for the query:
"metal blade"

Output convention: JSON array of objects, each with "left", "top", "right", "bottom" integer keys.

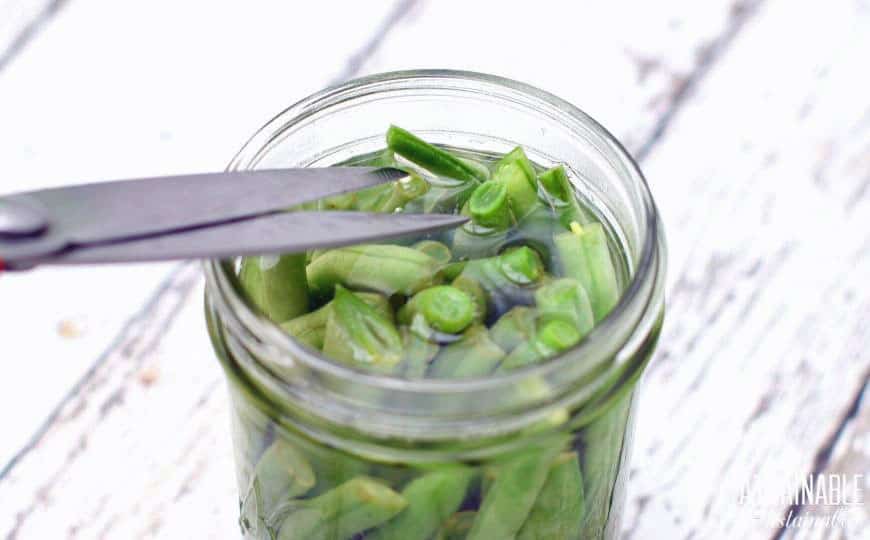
[
  {"left": 44, "top": 211, "right": 468, "bottom": 264},
  {"left": 15, "top": 167, "right": 406, "bottom": 245}
]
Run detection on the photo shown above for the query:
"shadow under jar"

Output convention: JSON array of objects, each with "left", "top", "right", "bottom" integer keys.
[{"left": 204, "top": 70, "right": 666, "bottom": 540}]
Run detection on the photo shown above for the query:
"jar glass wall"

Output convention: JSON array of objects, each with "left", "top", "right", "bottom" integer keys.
[{"left": 205, "top": 70, "right": 666, "bottom": 540}]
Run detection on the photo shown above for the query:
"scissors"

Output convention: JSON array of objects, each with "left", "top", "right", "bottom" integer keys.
[{"left": 0, "top": 167, "right": 468, "bottom": 271}]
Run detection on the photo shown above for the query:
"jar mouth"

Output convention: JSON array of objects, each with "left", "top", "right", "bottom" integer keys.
[{"left": 204, "top": 69, "right": 666, "bottom": 438}]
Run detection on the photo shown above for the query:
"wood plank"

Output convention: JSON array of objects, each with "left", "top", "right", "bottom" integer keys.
[
  {"left": 0, "top": 0, "right": 407, "bottom": 470},
  {"left": 357, "top": 0, "right": 761, "bottom": 154},
  {"left": 17, "top": 0, "right": 868, "bottom": 538},
  {"left": 0, "top": 264, "right": 240, "bottom": 539},
  {"left": 0, "top": 0, "right": 65, "bottom": 70},
  {"left": 780, "top": 385, "right": 869, "bottom": 539},
  {"left": 621, "top": 0, "right": 870, "bottom": 537}
]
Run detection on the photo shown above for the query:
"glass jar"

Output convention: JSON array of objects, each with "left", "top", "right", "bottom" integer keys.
[{"left": 204, "top": 70, "right": 666, "bottom": 540}]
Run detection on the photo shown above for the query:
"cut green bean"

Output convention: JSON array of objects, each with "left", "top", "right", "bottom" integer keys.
[
  {"left": 450, "top": 226, "right": 507, "bottom": 260},
  {"left": 459, "top": 246, "right": 544, "bottom": 288},
  {"left": 318, "top": 191, "right": 358, "bottom": 211},
  {"left": 581, "top": 390, "right": 633, "bottom": 539},
  {"left": 387, "top": 125, "right": 489, "bottom": 182},
  {"left": 517, "top": 452, "right": 585, "bottom": 540},
  {"left": 369, "top": 466, "right": 475, "bottom": 540},
  {"left": 239, "top": 254, "right": 309, "bottom": 322},
  {"left": 468, "top": 181, "right": 512, "bottom": 229},
  {"left": 499, "top": 318, "right": 581, "bottom": 372},
  {"left": 456, "top": 247, "right": 545, "bottom": 316},
  {"left": 535, "top": 277, "right": 595, "bottom": 337},
  {"left": 307, "top": 244, "right": 442, "bottom": 299},
  {"left": 413, "top": 240, "right": 452, "bottom": 266},
  {"left": 280, "top": 292, "right": 391, "bottom": 349},
  {"left": 492, "top": 147, "right": 539, "bottom": 220},
  {"left": 400, "top": 326, "right": 440, "bottom": 378},
  {"left": 538, "top": 165, "right": 570, "bottom": 201},
  {"left": 442, "top": 261, "right": 467, "bottom": 281},
  {"left": 357, "top": 172, "right": 430, "bottom": 213},
  {"left": 301, "top": 443, "right": 372, "bottom": 496},
  {"left": 490, "top": 306, "right": 537, "bottom": 353},
  {"left": 322, "top": 285, "right": 402, "bottom": 372},
  {"left": 252, "top": 439, "right": 316, "bottom": 509},
  {"left": 498, "top": 246, "right": 545, "bottom": 285},
  {"left": 466, "top": 438, "right": 565, "bottom": 540},
  {"left": 494, "top": 147, "right": 537, "bottom": 181},
  {"left": 428, "top": 325, "right": 505, "bottom": 378},
  {"left": 554, "top": 222, "right": 620, "bottom": 321},
  {"left": 434, "top": 511, "right": 477, "bottom": 540},
  {"left": 275, "top": 477, "right": 407, "bottom": 540},
  {"left": 398, "top": 286, "right": 475, "bottom": 334},
  {"left": 450, "top": 274, "right": 488, "bottom": 323},
  {"left": 539, "top": 165, "right": 592, "bottom": 226}
]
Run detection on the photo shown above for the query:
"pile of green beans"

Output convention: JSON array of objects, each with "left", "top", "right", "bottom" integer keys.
[{"left": 235, "top": 126, "right": 630, "bottom": 539}]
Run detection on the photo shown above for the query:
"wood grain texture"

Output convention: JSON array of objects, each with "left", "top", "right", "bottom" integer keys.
[
  {"left": 622, "top": 0, "right": 870, "bottom": 537},
  {"left": 0, "top": 0, "right": 409, "bottom": 469},
  {"left": 357, "top": 0, "right": 760, "bottom": 155},
  {"left": 0, "top": 0, "right": 66, "bottom": 70},
  {"left": 0, "top": 264, "right": 240, "bottom": 539},
  {"left": 2, "top": 0, "right": 868, "bottom": 539},
  {"left": 780, "top": 386, "right": 869, "bottom": 539}
]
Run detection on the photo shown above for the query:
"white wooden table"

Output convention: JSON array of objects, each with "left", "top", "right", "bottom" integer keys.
[{"left": 0, "top": 0, "right": 867, "bottom": 538}]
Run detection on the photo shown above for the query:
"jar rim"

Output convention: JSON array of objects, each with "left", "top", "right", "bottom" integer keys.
[{"left": 204, "top": 69, "right": 665, "bottom": 436}]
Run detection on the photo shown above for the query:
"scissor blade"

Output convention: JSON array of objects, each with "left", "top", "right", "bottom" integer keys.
[
  {"left": 47, "top": 211, "right": 468, "bottom": 264},
  {"left": 19, "top": 167, "right": 406, "bottom": 245}
]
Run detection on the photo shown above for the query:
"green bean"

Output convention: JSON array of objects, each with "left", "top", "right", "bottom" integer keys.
[
  {"left": 535, "top": 278, "right": 595, "bottom": 337},
  {"left": 492, "top": 147, "right": 539, "bottom": 220},
  {"left": 300, "top": 443, "right": 371, "bottom": 496},
  {"left": 494, "top": 147, "right": 537, "bottom": 184},
  {"left": 405, "top": 181, "right": 480, "bottom": 215},
  {"left": 307, "top": 244, "right": 442, "bottom": 299},
  {"left": 517, "top": 452, "right": 585, "bottom": 540},
  {"left": 539, "top": 165, "right": 592, "bottom": 226},
  {"left": 280, "top": 292, "right": 391, "bottom": 349},
  {"left": 413, "top": 240, "right": 452, "bottom": 266},
  {"left": 239, "top": 254, "right": 309, "bottom": 322},
  {"left": 387, "top": 125, "right": 489, "bottom": 182},
  {"left": 400, "top": 327, "right": 440, "bottom": 378},
  {"left": 468, "top": 181, "right": 512, "bottom": 229},
  {"left": 450, "top": 226, "right": 507, "bottom": 260},
  {"left": 434, "top": 511, "right": 477, "bottom": 540},
  {"left": 251, "top": 440, "right": 316, "bottom": 509},
  {"left": 554, "top": 222, "right": 620, "bottom": 321},
  {"left": 499, "top": 318, "right": 581, "bottom": 372},
  {"left": 442, "top": 261, "right": 467, "bottom": 281},
  {"left": 275, "top": 477, "right": 407, "bottom": 540},
  {"left": 490, "top": 306, "right": 537, "bottom": 353},
  {"left": 369, "top": 466, "right": 475, "bottom": 540},
  {"left": 357, "top": 172, "right": 430, "bottom": 213},
  {"left": 317, "top": 191, "right": 358, "bottom": 211},
  {"left": 455, "top": 246, "right": 545, "bottom": 316},
  {"left": 466, "top": 438, "right": 566, "bottom": 540},
  {"left": 538, "top": 165, "right": 570, "bottom": 201},
  {"left": 428, "top": 325, "right": 505, "bottom": 379},
  {"left": 322, "top": 285, "right": 402, "bottom": 373},
  {"left": 496, "top": 246, "right": 545, "bottom": 285},
  {"left": 460, "top": 246, "right": 544, "bottom": 287},
  {"left": 450, "top": 274, "right": 487, "bottom": 323},
  {"left": 581, "top": 390, "right": 633, "bottom": 540},
  {"left": 398, "top": 286, "right": 475, "bottom": 334}
]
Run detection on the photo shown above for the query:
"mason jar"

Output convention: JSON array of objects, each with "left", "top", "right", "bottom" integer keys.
[{"left": 204, "top": 70, "right": 666, "bottom": 540}]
